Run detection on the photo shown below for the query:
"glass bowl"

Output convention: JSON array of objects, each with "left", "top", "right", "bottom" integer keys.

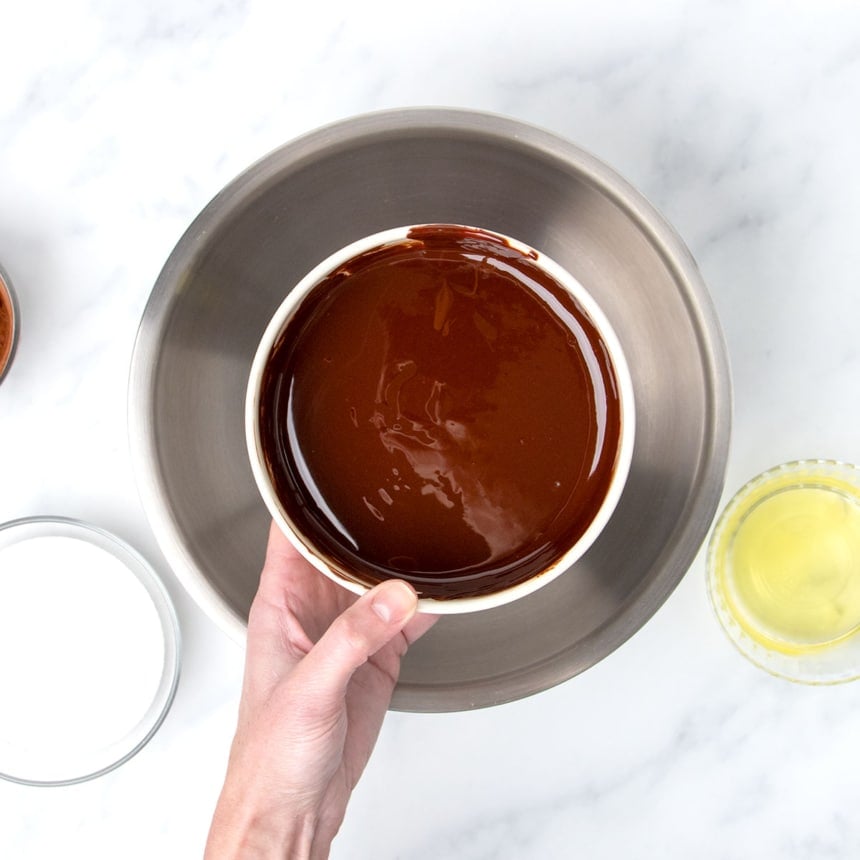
[
  {"left": 707, "top": 460, "right": 860, "bottom": 684},
  {"left": 0, "top": 517, "right": 181, "bottom": 785}
]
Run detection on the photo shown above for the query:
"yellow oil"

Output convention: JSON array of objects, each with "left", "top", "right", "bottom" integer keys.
[{"left": 723, "top": 485, "right": 860, "bottom": 653}]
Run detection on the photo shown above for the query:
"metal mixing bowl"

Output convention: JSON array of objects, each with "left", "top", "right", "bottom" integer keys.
[{"left": 129, "top": 108, "right": 731, "bottom": 712}]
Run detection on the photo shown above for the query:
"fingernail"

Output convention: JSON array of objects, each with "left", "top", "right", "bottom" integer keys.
[{"left": 371, "top": 580, "right": 417, "bottom": 623}]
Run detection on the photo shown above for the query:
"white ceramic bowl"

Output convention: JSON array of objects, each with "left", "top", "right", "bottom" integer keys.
[{"left": 246, "top": 224, "right": 635, "bottom": 614}]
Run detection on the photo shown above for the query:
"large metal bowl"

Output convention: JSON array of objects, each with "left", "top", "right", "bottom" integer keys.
[{"left": 129, "top": 109, "right": 731, "bottom": 712}]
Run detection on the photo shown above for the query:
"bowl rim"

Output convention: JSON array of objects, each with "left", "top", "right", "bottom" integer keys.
[{"left": 244, "top": 223, "right": 636, "bottom": 614}]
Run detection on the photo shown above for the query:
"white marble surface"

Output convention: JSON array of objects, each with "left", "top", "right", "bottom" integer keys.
[{"left": 2, "top": 0, "right": 860, "bottom": 856}]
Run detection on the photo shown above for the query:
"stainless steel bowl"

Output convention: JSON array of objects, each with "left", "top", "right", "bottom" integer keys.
[{"left": 129, "top": 108, "right": 731, "bottom": 712}]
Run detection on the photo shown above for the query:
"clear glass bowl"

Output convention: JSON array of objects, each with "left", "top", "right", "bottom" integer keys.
[
  {"left": 0, "top": 517, "right": 181, "bottom": 785},
  {"left": 707, "top": 460, "right": 860, "bottom": 684}
]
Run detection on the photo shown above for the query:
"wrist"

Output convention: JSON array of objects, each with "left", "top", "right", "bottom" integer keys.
[{"left": 205, "top": 796, "right": 319, "bottom": 859}]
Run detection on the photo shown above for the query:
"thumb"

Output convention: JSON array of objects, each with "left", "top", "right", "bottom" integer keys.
[{"left": 294, "top": 579, "right": 418, "bottom": 713}]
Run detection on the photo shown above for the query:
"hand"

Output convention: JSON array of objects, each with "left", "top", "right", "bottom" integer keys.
[{"left": 205, "top": 522, "right": 437, "bottom": 859}]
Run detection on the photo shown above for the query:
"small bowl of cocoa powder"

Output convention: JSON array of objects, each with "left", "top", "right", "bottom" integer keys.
[{"left": 0, "top": 264, "right": 18, "bottom": 384}]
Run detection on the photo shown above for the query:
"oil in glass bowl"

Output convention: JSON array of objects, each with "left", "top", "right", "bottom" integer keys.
[{"left": 708, "top": 460, "right": 860, "bottom": 683}]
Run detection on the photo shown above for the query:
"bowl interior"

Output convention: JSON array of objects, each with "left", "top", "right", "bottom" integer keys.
[{"left": 131, "top": 110, "right": 730, "bottom": 710}]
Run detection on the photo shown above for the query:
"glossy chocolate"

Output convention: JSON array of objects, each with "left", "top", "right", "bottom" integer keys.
[{"left": 259, "top": 226, "right": 622, "bottom": 599}]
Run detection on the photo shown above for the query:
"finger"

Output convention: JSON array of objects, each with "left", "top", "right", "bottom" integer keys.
[
  {"left": 256, "top": 520, "right": 307, "bottom": 605},
  {"left": 292, "top": 579, "right": 418, "bottom": 718},
  {"left": 402, "top": 609, "right": 439, "bottom": 645},
  {"left": 242, "top": 524, "right": 317, "bottom": 703},
  {"left": 257, "top": 521, "right": 356, "bottom": 635},
  {"left": 250, "top": 522, "right": 316, "bottom": 650},
  {"left": 334, "top": 608, "right": 438, "bottom": 794}
]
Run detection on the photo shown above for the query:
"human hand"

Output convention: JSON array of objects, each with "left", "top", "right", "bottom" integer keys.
[{"left": 205, "top": 522, "right": 437, "bottom": 859}]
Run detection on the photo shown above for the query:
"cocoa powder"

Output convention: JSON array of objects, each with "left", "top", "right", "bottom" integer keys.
[{"left": 0, "top": 276, "right": 13, "bottom": 377}]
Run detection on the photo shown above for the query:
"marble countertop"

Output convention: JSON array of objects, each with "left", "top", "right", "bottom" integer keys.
[{"left": 3, "top": 1, "right": 860, "bottom": 857}]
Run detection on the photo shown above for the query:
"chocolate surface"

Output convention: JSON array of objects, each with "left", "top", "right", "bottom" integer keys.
[{"left": 259, "top": 225, "right": 622, "bottom": 599}]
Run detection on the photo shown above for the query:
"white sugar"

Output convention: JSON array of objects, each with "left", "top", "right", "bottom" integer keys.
[{"left": 0, "top": 535, "right": 166, "bottom": 774}]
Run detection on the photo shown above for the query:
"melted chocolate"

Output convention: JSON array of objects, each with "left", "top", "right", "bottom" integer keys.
[{"left": 259, "top": 225, "right": 622, "bottom": 599}]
